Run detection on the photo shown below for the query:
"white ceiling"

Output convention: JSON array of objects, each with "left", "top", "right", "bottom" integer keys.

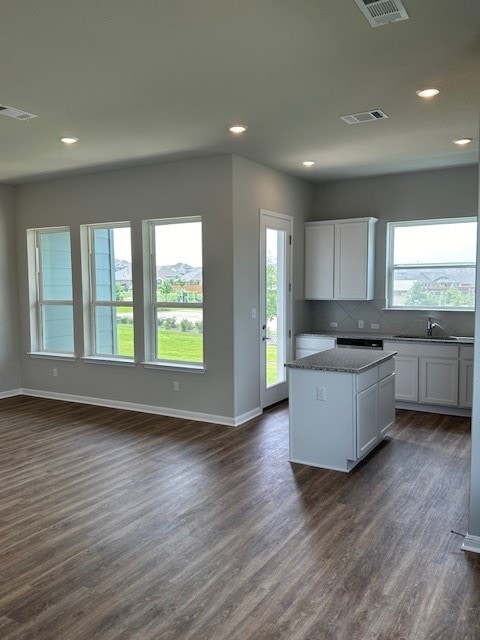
[{"left": 1, "top": 0, "right": 479, "bottom": 184}]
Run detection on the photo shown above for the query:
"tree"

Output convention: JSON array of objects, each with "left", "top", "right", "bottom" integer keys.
[
  {"left": 158, "top": 279, "right": 173, "bottom": 300},
  {"left": 266, "top": 251, "right": 278, "bottom": 321}
]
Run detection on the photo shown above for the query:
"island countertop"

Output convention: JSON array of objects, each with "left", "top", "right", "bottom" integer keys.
[{"left": 285, "top": 347, "right": 397, "bottom": 374}]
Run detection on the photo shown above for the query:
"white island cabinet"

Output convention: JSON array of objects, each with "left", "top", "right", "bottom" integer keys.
[{"left": 286, "top": 349, "right": 396, "bottom": 472}]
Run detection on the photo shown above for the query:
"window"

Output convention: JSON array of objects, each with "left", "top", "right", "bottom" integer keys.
[
  {"left": 147, "top": 217, "right": 203, "bottom": 366},
  {"left": 28, "top": 227, "right": 74, "bottom": 354},
  {"left": 386, "top": 217, "right": 477, "bottom": 310},
  {"left": 86, "top": 223, "right": 134, "bottom": 358}
]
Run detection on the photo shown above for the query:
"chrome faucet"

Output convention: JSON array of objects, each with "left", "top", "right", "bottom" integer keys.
[
  {"left": 427, "top": 317, "right": 434, "bottom": 337},
  {"left": 427, "top": 316, "right": 446, "bottom": 337}
]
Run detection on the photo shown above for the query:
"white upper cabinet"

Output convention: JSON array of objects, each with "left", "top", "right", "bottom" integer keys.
[
  {"left": 305, "top": 217, "right": 377, "bottom": 300},
  {"left": 304, "top": 223, "right": 335, "bottom": 299}
]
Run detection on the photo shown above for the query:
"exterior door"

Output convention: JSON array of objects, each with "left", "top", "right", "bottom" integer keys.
[{"left": 259, "top": 210, "right": 292, "bottom": 409}]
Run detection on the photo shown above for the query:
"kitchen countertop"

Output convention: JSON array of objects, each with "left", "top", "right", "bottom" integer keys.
[
  {"left": 285, "top": 348, "right": 397, "bottom": 374},
  {"left": 297, "top": 331, "right": 474, "bottom": 345}
]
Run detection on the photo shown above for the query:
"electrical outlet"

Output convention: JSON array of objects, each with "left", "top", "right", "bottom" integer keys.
[
  {"left": 316, "top": 387, "right": 326, "bottom": 401},
  {"left": 371, "top": 323, "right": 380, "bottom": 330},
  {"left": 173, "top": 381, "right": 179, "bottom": 392},
  {"left": 358, "top": 320, "right": 364, "bottom": 329},
  {"left": 52, "top": 368, "right": 58, "bottom": 378},
  {"left": 330, "top": 322, "right": 338, "bottom": 328}
]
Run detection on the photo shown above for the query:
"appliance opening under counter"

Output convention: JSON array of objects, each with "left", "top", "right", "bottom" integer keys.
[{"left": 336, "top": 337, "right": 384, "bottom": 350}]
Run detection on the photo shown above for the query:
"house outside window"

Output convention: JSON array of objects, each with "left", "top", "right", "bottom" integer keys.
[
  {"left": 146, "top": 217, "right": 203, "bottom": 366},
  {"left": 86, "top": 223, "right": 134, "bottom": 359},
  {"left": 28, "top": 227, "right": 74, "bottom": 354},
  {"left": 386, "top": 217, "right": 477, "bottom": 310}
]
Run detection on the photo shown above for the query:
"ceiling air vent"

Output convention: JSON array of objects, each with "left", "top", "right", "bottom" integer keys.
[
  {"left": 0, "top": 105, "right": 38, "bottom": 121},
  {"left": 340, "top": 110, "right": 389, "bottom": 124},
  {"left": 353, "top": 0, "right": 409, "bottom": 27}
]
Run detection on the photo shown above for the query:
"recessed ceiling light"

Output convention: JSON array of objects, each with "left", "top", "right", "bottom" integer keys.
[
  {"left": 302, "top": 161, "right": 316, "bottom": 167},
  {"left": 415, "top": 88, "right": 440, "bottom": 98},
  {"left": 60, "top": 136, "right": 79, "bottom": 144},
  {"left": 228, "top": 125, "right": 247, "bottom": 134},
  {"left": 454, "top": 137, "right": 473, "bottom": 146}
]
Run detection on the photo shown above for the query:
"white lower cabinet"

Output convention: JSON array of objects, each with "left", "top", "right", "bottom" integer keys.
[
  {"left": 459, "top": 346, "right": 474, "bottom": 408},
  {"left": 384, "top": 340, "right": 472, "bottom": 411},
  {"left": 378, "top": 373, "right": 396, "bottom": 436},
  {"left": 393, "top": 356, "right": 419, "bottom": 402},
  {"left": 357, "top": 383, "right": 379, "bottom": 458},
  {"left": 419, "top": 357, "right": 458, "bottom": 406}
]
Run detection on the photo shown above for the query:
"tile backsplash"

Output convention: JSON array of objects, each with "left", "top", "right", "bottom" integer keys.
[{"left": 306, "top": 299, "right": 475, "bottom": 337}]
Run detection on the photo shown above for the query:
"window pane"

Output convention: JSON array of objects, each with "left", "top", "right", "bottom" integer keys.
[
  {"left": 95, "top": 306, "right": 134, "bottom": 357},
  {"left": 93, "top": 227, "right": 132, "bottom": 302},
  {"left": 40, "top": 231, "right": 72, "bottom": 300},
  {"left": 156, "top": 308, "right": 203, "bottom": 362},
  {"left": 392, "top": 266, "right": 476, "bottom": 308},
  {"left": 394, "top": 222, "right": 477, "bottom": 265},
  {"left": 155, "top": 222, "right": 203, "bottom": 303},
  {"left": 41, "top": 305, "right": 74, "bottom": 352},
  {"left": 265, "top": 228, "right": 286, "bottom": 388}
]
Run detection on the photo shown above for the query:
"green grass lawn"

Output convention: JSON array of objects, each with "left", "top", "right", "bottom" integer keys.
[
  {"left": 117, "top": 324, "right": 278, "bottom": 381},
  {"left": 117, "top": 324, "right": 202, "bottom": 361}
]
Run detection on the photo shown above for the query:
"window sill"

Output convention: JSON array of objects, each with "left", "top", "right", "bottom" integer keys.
[
  {"left": 81, "top": 357, "right": 136, "bottom": 367},
  {"left": 142, "top": 361, "right": 206, "bottom": 374},
  {"left": 28, "top": 352, "right": 77, "bottom": 361}
]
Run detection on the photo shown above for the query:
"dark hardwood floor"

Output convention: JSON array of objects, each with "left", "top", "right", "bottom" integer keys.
[{"left": 0, "top": 396, "right": 478, "bottom": 640}]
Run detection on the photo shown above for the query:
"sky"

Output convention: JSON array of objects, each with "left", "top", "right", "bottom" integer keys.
[
  {"left": 112, "top": 222, "right": 202, "bottom": 266},
  {"left": 394, "top": 221, "right": 477, "bottom": 264}
]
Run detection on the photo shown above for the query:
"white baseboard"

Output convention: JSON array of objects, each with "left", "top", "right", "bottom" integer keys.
[
  {"left": 0, "top": 388, "right": 23, "bottom": 399},
  {"left": 232, "top": 407, "right": 262, "bottom": 426},
  {"left": 462, "top": 534, "right": 480, "bottom": 554},
  {"left": 20, "top": 388, "right": 261, "bottom": 427},
  {"left": 395, "top": 401, "right": 471, "bottom": 417}
]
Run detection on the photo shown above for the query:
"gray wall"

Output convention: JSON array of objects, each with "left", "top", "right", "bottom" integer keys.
[
  {"left": 469, "top": 159, "right": 480, "bottom": 541},
  {"left": 14, "top": 156, "right": 237, "bottom": 419},
  {"left": 0, "top": 184, "right": 21, "bottom": 393},
  {"left": 13, "top": 154, "right": 314, "bottom": 422},
  {"left": 310, "top": 165, "right": 478, "bottom": 337},
  {"left": 232, "top": 156, "right": 313, "bottom": 416}
]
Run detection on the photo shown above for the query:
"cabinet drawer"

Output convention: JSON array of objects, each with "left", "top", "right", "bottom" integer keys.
[
  {"left": 384, "top": 341, "right": 458, "bottom": 358},
  {"left": 378, "top": 358, "right": 395, "bottom": 380},
  {"left": 296, "top": 335, "right": 335, "bottom": 351},
  {"left": 356, "top": 366, "right": 378, "bottom": 392}
]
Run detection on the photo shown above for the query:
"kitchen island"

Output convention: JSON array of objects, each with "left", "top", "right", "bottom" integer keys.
[{"left": 286, "top": 348, "right": 396, "bottom": 472}]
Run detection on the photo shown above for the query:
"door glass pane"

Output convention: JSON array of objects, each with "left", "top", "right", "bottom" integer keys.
[{"left": 265, "top": 228, "right": 286, "bottom": 388}]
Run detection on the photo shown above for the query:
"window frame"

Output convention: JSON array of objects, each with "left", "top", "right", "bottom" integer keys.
[
  {"left": 386, "top": 217, "right": 477, "bottom": 311},
  {"left": 85, "top": 221, "right": 134, "bottom": 361},
  {"left": 146, "top": 216, "right": 204, "bottom": 368},
  {"left": 27, "top": 226, "right": 75, "bottom": 356}
]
